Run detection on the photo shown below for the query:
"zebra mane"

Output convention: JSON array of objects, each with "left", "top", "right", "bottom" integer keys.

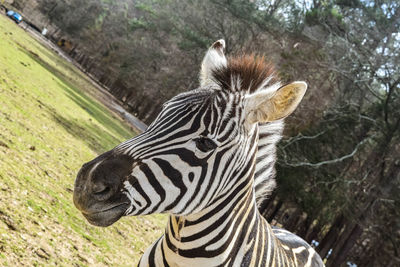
[
  {"left": 211, "top": 54, "right": 279, "bottom": 93},
  {"left": 211, "top": 54, "right": 283, "bottom": 207},
  {"left": 254, "top": 120, "right": 283, "bottom": 206}
]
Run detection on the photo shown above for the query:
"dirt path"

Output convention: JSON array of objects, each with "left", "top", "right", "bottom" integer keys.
[{"left": 19, "top": 19, "right": 148, "bottom": 134}]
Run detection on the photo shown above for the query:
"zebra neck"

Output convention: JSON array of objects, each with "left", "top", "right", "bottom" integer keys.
[
  {"left": 160, "top": 179, "right": 266, "bottom": 265},
  {"left": 141, "top": 177, "right": 294, "bottom": 266}
]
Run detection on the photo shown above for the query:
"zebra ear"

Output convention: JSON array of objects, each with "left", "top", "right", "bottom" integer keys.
[
  {"left": 244, "top": 81, "right": 307, "bottom": 126},
  {"left": 200, "top": 39, "right": 227, "bottom": 87}
]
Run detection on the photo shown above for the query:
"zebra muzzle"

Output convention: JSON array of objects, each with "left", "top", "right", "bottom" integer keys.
[{"left": 73, "top": 151, "right": 137, "bottom": 226}]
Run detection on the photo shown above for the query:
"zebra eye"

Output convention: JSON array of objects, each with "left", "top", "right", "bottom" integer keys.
[{"left": 195, "top": 137, "right": 217, "bottom": 152}]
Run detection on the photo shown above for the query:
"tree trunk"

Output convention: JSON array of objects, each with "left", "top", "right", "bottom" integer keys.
[
  {"left": 297, "top": 214, "right": 312, "bottom": 238},
  {"left": 283, "top": 208, "right": 302, "bottom": 232},
  {"left": 305, "top": 221, "right": 321, "bottom": 244},
  {"left": 267, "top": 199, "right": 283, "bottom": 223},
  {"left": 317, "top": 213, "right": 345, "bottom": 258},
  {"left": 327, "top": 223, "right": 362, "bottom": 267}
]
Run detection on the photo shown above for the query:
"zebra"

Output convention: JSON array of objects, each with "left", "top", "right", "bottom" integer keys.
[{"left": 73, "top": 39, "right": 324, "bottom": 267}]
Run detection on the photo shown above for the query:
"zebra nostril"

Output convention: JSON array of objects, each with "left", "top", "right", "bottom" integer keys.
[
  {"left": 94, "top": 186, "right": 110, "bottom": 195},
  {"left": 92, "top": 183, "right": 112, "bottom": 200}
]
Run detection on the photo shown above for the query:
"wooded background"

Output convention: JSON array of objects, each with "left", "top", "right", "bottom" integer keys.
[{"left": 7, "top": 0, "right": 400, "bottom": 266}]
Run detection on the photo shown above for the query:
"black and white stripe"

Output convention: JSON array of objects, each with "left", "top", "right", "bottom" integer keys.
[
  {"left": 74, "top": 40, "right": 324, "bottom": 266},
  {"left": 113, "top": 86, "right": 323, "bottom": 266}
]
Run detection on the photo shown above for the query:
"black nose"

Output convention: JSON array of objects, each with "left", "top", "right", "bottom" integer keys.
[
  {"left": 91, "top": 177, "right": 113, "bottom": 201},
  {"left": 73, "top": 152, "right": 135, "bottom": 210}
]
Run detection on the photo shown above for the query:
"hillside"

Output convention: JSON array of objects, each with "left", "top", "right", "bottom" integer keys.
[{"left": 0, "top": 14, "right": 166, "bottom": 266}]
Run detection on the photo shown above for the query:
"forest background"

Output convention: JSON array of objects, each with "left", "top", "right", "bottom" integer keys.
[{"left": 5, "top": 0, "right": 400, "bottom": 266}]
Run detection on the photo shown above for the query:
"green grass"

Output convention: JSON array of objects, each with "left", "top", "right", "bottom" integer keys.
[{"left": 0, "top": 15, "right": 166, "bottom": 266}]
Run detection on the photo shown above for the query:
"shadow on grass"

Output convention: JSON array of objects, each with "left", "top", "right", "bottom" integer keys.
[
  {"left": 50, "top": 111, "right": 119, "bottom": 154},
  {"left": 16, "top": 42, "right": 134, "bottom": 144}
]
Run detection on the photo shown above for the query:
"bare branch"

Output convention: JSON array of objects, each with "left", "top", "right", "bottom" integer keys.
[
  {"left": 283, "top": 136, "right": 372, "bottom": 168},
  {"left": 282, "top": 130, "right": 327, "bottom": 149}
]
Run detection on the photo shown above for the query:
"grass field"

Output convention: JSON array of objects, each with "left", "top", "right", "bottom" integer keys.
[{"left": 0, "top": 14, "right": 166, "bottom": 266}]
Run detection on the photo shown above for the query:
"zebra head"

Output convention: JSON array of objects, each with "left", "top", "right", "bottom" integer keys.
[{"left": 73, "top": 40, "right": 307, "bottom": 227}]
